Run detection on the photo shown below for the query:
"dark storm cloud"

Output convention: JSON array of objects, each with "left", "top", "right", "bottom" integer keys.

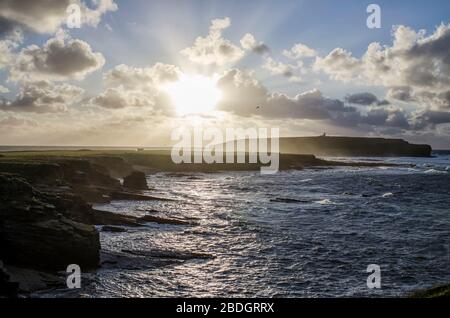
[{"left": 345, "top": 92, "right": 389, "bottom": 106}]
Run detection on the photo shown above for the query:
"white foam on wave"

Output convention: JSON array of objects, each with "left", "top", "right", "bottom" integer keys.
[
  {"left": 315, "top": 199, "right": 334, "bottom": 205},
  {"left": 424, "top": 169, "right": 447, "bottom": 174},
  {"left": 382, "top": 192, "right": 393, "bottom": 198}
]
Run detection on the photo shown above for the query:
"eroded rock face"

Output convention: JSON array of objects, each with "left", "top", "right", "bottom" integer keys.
[
  {"left": 0, "top": 174, "right": 100, "bottom": 271},
  {"left": 88, "top": 156, "right": 133, "bottom": 178},
  {"left": 0, "top": 261, "right": 18, "bottom": 297},
  {"left": 123, "top": 171, "right": 148, "bottom": 190}
]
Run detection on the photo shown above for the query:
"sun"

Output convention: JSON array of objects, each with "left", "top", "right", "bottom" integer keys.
[{"left": 162, "top": 74, "right": 222, "bottom": 115}]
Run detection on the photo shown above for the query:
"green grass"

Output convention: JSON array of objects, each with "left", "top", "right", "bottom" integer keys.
[{"left": 0, "top": 149, "right": 171, "bottom": 159}]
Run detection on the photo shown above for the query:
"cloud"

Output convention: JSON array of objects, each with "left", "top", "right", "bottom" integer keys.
[
  {"left": 0, "top": 85, "right": 9, "bottom": 93},
  {"left": 314, "top": 23, "right": 450, "bottom": 109},
  {"left": 0, "top": 0, "right": 118, "bottom": 35},
  {"left": 240, "top": 33, "right": 270, "bottom": 54},
  {"left": 104, "top": 63, "right": 180, "bottom": 89},
  {"left": 345, "top": 92, "right": 389, "bottom": 106},
  {"left": 0, "top": 80, "right": 83, "bottom": 113},
  {"left": 386, "top": 86, "right": 415, "bottom": 102},
  {"left": 181, "top": 17, "right": 244, "bottom": 66},
  {"left": 0, "top": 115, "right": 37, "bottom": 127},
  {"left": 262, "top": 57, "right": 303, "bottom": 82},
  {"left": 313, "top": 47, "right": 362, "bottom": 81},
  {"left": 90, "top": 87, "right": 149, "bottom": 109},
  {"left": 90, "top": 63, "right": 180, "bottom": 110},
  {"left": 411, "top": 110, "right": 450, "bottom": 129},
  {"left": 10, "top": 30, "right": 105, "bottom": 82},
  {"left": 215, "top": 68, "right": 450, "bottom": 132},
  {"left": 217, "top": 69, "right": 354, "bottom": 121},
  {"left": 0, "top": 36, "right": 20, "bottom": 70},
  {"left": 283, "top": 43, "right": 317, "bottom": 59}
]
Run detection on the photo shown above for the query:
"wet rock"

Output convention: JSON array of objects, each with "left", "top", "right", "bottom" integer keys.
[
  {"left": 138, "top": 214, "right": 193, "bottom": 225},
  {"left": 5, "top": 265, "right": 63, "bottom": 294},
  {"left": 123, "top": 171, "right": 148, "bottom": 190},
  {"left": 111, "top": 191, "right": 172, "bottom": 201},
  {"left": 101, "top": 225, "right": 128, "bottom": 233},
  {"left": 90, "top": 209, "right": 141, "bottom": 227},
  {"left": 121, "top": 249, "right": 214, "bottom": 260}
]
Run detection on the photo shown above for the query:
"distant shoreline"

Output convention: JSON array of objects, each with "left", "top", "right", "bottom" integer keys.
[{"left": 0, "top": 136, "right": 439, "bottom": 157}]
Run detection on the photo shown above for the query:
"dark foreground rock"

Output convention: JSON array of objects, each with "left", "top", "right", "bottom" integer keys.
[
  {"left": 0, "top": 174, "right": 100, "bottom": 271},
  {"left": 121, "top": 249, "right": 214, "bottom": 260},
  {"left": 101, "top": 225, "right": 128, "bottom": 233},
  {"left": 90, "top": 209, "right": 142, "bottom": 227},
  {"left": 123, "top": 171, "right": 148, "bottom": 190},
  {"left": 0, "top": 262, "right": 19, "bottom": 297},
  {"left": 139, "top": 214, "right": 193, "bottom": 225},
  {"left": 409, "top": 283, "right": 450, "bottom": 298},
  {"left": 111, "top": 191, "right": 173, "bottom": 201}
]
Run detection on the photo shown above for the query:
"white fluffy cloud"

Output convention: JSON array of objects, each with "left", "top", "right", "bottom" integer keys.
[
  {"left": 240, "top": 33, "right": 269, "bottom": 54},
  {"left": 263, "top": 57, "right": 303, "bottom": 82},
  {"left": 104, "top": 63, "right": 180, "bottom": 89},
  {"left": 0, "top": 36, "right": 18, "bottom": 69},
  {"left": 90, "top": 63, "right": 180, "bottom": 110},
  {"left": 313, "top": 47, "right": 362, "bottom": 81},
  {"left": 0, "top": 85, "right": 9, "bottom": 93},
  {"left": 10, "top": 30, "right": 105, "bottom": 82},
  {"left": 90, "top": 87, "right": 150, "bottom": 109},
  {"left": 0, "top": 0, "right": 118, "bottom": 34},
  {"left": 283, "top": 43, "right": 317, "bottom": 59},
  {"left": 314, "top": 24, "right": 450, "bottom": 109},
  {"left": 181, "top": 17, "right": 244, "bottom": 66},
  {"left": 0, "top": 80, "right": 83, "bottom": 113}
]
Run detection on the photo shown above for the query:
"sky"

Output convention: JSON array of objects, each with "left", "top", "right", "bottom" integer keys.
[{"left": 0, "top": 0, "right": 449, "bottom": 148}]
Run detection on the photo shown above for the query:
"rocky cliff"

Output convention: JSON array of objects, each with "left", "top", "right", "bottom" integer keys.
[{"left": 278, "top": 136, "right": 432, "bottom": 157}]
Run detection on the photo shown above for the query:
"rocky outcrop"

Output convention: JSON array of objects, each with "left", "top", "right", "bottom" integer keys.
[
  {"left": 123, "top": 171, "right": 148, "bottom": 190},
  {"left": 88, "top": 156, "right": 133, "bottom": 178},
  {"left": 221, "top": 136, "right": 431, "bottom": 157},
  {"left": 409, "top": 283, "right": 450, "bottom": 298},
  {"left": 0, "top": 261, "right": 19, "bottom": 297},
  {"left": 139, "top": 214, "right": 193, "bottom": 225},
  {"left": 0, "top": 174, "right": 100, "bottom": 271},
  {"left": 101, "top": 225, "right": 128, "bottom": 233},
  {"left": 110, "top": 191, "right": 171, "bottom": 201},
  {"left": 277, "top": 136, "right": 432, "bottom": 157}
]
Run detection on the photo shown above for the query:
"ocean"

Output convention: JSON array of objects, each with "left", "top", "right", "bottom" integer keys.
[{"left": 38, "top": 155, "right": 450, "bottom": 297}]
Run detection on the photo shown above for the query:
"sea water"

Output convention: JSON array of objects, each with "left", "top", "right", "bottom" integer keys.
[{"left": 40, "top": 155, "right": 450, "bottom": 297}]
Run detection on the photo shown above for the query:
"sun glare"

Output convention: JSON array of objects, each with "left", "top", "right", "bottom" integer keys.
[{"left": 163, "top": 74, "right": 222, "bottom": 115}]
